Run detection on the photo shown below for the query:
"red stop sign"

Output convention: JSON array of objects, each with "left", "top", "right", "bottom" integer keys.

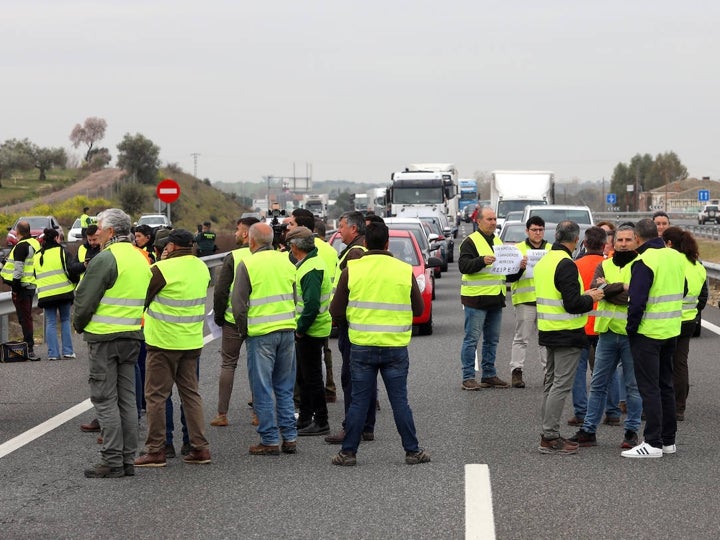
[{"left": 157, "top": 178, "right": 181, "bottom": 203}]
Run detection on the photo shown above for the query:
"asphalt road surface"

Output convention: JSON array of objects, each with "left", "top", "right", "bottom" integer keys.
[{"left": 1, "top": 222, "right": 719, "bottom": 539}]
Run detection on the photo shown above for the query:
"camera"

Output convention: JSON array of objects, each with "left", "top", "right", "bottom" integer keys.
[{"left": 269, "top": 210, "right": 287, "bottom": 248}]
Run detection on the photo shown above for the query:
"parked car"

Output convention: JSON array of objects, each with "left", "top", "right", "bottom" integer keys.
[
  {"left": 419, "top": 216, "right": 451, "bottom": 270},
  {"left": 6, "top": 216, "right": 65, "bottom": 248},
  {"left": 135, "top": 214, "right": 171, "bottom": 229},
  {"left": 698, "top": 204, "right": 720, "bottom": 225},
  {"left": 521, "top": 205, "right": 594, "bottom": 226},
  {"left": 68, "top": 218, "right": 83, "bottom": 242}
]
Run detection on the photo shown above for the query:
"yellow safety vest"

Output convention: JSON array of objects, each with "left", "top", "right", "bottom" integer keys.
[
  {"left": 681, "top": 258, "right": 707, "bottom": 323},
  {"left": 593, "top": 258, "right": 631, "bottom": 335},
  {"left": 1, "top": 237, "right": 41, "bottom": 285},
  {"left": 460, "top": 232, "right": 505, "bottom": 297},
  {"left": 145, "top": 255, "right": 210, "bottom": 350},
  {"left": 634, "top": 247, "right": 684, "bottom": 340},
  {"left": 535, "top": 249, "right": 587, "bottom": 332},
  {"left": 346, "top": 255, "right": 414, "bottom": 347},
  {"left": 84, "top": 243, "right": 151, "bottom": 335},
  {"left": 511, "top": 240, "right": 550, "bottom": 305},
  {"left": 244, "top": 250, "right": 296, "bottom": 337},
  {"left": 34, "top": 247, "right": 74, "bottom": 300},
  {"left": 224, "top": 247, "right": 252, "bottom": 324},
  {"left": 296, "top": 253, "right": 332, "bottom": 338},
  {"left": 333, "top": 243, "right": 367, "bottom": 292},
  {"left": 315, "top": 237, "right": 339, "bottom": 282}
]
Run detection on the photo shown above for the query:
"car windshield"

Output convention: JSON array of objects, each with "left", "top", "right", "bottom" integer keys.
[
  {"left": 23, "top": 217, "right": 50, "bottom": 229},
  {"left": 139, "top": 216, "right": 167, "bottom": 225},
  {"left": 389, "top": 237, "right": 420, "bottom": 266},
  {"left": 385, "top": 224, "right": 429, "bottom": 250},
  {"left": 392, "top": 187, "right": 444, "bottom": 205},
  {"left": 71, "top": 219, "right": 81, "bottom": 228},
  {"left": 528, "top": 208, "right": 592, "bottom": 224},
  {"left": 497, "top": 200, "right": 546, "bottom": 218}
]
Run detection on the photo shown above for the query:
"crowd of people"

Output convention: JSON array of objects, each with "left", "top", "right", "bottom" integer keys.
[{"left": 460, "top": 207, "right": 707, "bottom": 458}]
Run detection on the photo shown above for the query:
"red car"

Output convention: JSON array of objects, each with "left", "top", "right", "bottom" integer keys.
[
  {"left": 329, "top": 229, "right": 441, "bottom": 335},
  {"left": 6, "top": 216, "right": 65, "bottom": 248}
]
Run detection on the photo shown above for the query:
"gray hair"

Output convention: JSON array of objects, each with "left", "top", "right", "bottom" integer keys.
[
  {"left": 340, "top": 211, "right": 366, "bottom": 235},
  {"left": 555, "top": 220, "right": 580, "bottom": 244},
  {"left": 248, "top": 222, "right": 274, "bottom": 247},
  {"left": 635, "top": 218, "right": 657, "bottom": 241},
  {"left": 98, "top": 208, "right": 131, "bottom": 236},
  {"left": 289, "top": 235, "right": 316, "bottom": 253}
]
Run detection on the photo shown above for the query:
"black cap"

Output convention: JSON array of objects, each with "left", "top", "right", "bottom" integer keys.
[{"left": 167, "top": 229, "right": 193, "bottom": 248}]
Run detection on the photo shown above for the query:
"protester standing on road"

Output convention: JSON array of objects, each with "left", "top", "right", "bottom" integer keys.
[
  {"left": 194, "top": 221, "right": 217, "bottom": 257},
  {"left": 329, "top": 222, "right": 429, "bottom": 466},
  {"left": 314, "top": 219, "right": 339, "bottom": 403},
  {"left": 506, "top": 216, "right": 550, "bottom": 388},
  {"left": 534, "top": 221, "right": 603, "bottom": 455},
  {"left": 287, "top": 226, "right": 332, "bottom": 437},
  {"left": 325, "top": 211, "right": 375, "bottom": 445},
  {"left": 622, "top": 218, "right": 685, "bottom": 458},
  {"left": 34, "top": 228, "right": 75, "bottom": 361},
  {"left": 210, "top": 216, "right": 259, "bottom": 427},
  {"left": 661, "top": 226, "right": 708, "bottom": 423},
  {"left": 569, "top": 223, "right": 643, "bottom": 450},
  {"left": 1, "top": 221, "right": 41, "bottom": 360},
  {"left": 73, "top": 208, "right": 152, "bottom": 478},
  {"left": 458, "top": 206, "right": 510, "bottom": 390},
  {"left": 232, "top": 223, "right": 298, "bottom": 456},
  {"left": 134, "top": 229, "right": 212, "bottom": 468}
]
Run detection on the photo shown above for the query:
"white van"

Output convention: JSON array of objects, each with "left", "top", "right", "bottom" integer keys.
[{"left": 521, "top": 205, "right": 594, "bottom": 226}]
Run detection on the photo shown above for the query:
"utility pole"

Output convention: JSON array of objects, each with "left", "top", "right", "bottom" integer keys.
[
  {"left": 190, "top": 153, "right": 200, "bottom": 178},
  {"left": 264, "top": 175, "right": 274, "bottom": 214}
]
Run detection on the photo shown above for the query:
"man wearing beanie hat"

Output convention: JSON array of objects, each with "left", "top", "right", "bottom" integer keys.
[
  {"left": 136, "top": 228, "right": 213, "bottom": 467},
  {"left": 286, "top": 226, "right": 332, "bottom": 436}
]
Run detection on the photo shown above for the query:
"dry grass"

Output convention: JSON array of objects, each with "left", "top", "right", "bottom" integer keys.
[{"left": 698, "top": 239, "right": 720, "bottom": 264}]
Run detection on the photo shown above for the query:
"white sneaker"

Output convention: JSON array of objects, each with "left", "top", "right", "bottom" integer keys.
[
  {"left": 621, "top": 441, "right": 663, "bottom": 458},
  {"left": 662, "top": 444, "right": 677, "bottom": 454}
]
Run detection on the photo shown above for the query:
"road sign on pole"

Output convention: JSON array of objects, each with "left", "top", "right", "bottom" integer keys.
[
  {"left": 699, "top": 189, "right": 710, "bottom": 202},
  {"left": 157, "top": 179, "right": 181, "bottom": 204},
  {"left": 606, "top": 193, "right": 616, "bottom": 205}
]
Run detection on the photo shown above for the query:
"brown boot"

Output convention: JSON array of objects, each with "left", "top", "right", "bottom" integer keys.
[
  {"left": 511, "top": 368, "right": 525, "bottom": 388},
  {"left": 134, "top": 450, "right": 167, "bottom": 468},
  {"left": 249, "top": 443, "right": 280, "bottom": 455}
]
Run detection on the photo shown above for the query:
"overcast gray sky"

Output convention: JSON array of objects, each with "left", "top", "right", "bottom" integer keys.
[{"left": 3, "top": 1, "right": 719, "bottom": 185}]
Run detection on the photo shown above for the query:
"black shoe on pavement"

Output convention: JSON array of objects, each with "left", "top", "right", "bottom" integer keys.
[
  {"left": 405, "top": 450, "right": 431, "bottom": 465},
  {"left": 569, "top": 429, "right": 597, "bottom": 447},
  {"left": 621, "top": 430, "right": 639, "bottom": 449},
  {"left": 298, "top": 421, "right": 330, "bottom": 436},
  {"left": 84, "top": 463, "right": 125, "bottom": 478},
  {"left": 181, "top": 442, "right": 192, "bottom": 456},
  {"left": 164, "top": 444, "right": 176, "bottom": 459}
]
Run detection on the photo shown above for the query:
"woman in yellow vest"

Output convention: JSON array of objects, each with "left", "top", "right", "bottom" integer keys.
[
  {"left": 661, "top": 226, "right": 708, "bottom": 422},
  {"left": 34, "top": 228, "right": 76, "bottom": 360}
]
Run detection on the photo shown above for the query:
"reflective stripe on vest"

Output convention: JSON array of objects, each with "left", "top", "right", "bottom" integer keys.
[
  {"left": 84, "top": 243, "right": 151, "bottom": 334},
  {"left": 35, "top": 247, "right": 74, "bottom": 299},
  {"left": 145, "top": 255, "right": 210, "bottom": 349},
  {"left": 635, "top": 247, "right": 684, "bottom": 339},
  {"left": 245, "top": 250, "right": 296, "bottom": 337},
  {"left": 1, "top": 237, "right": 41, "bottom": 284},
  {"left": 460, "top": 232, "right": 505, "bottom": 297},
  {"left": 593, "top": 258, "right": 631, "bottom": 335},
  {"left": 346, "top": 255, "right": 413, "bottom": 347},
  {"left": 534, "top": 249, "right": 587, "bottom": 332},
  {"left": 681, "top": 258, "right": 706, "bottom": 323},
  {"left": 511, "top": 241, "right": 550, "bottom": 305},
  {"left": 296, "top": 253, "right": 332, "bottom": 338},
  {"left": 224, "top": 247, "right": 252, "bottom": 324}
]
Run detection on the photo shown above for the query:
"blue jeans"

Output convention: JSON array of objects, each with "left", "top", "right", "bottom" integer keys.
[
  {"left": 342, "top": 345, "right": 420, "bottom": 455},
  {"left": 165, "top": 358, "right": 200, "bottom": 446},
  {"left": 44, "top": 302, "right": 74, "bottom": 358},
  {"left": 582, "top": 331, "right": 642, "bottom": 434},
  {"left": 247, "top": 331, "right": 297, "bottom": 446},
  {"left": 460, "top": 306, "right": 502, "bottom": 380},
  {"left": 572, "top": 339, "right": 621, "bottom": 419}
]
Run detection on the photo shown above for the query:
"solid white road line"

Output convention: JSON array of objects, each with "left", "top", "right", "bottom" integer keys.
[
  {"left": 0, "top": 399, "right": 93, "bottom": 459},
  {"left": 0, "top": 331, "right": 219, "bottom": 460},
  {"left": 465, "top": 464, "right": 496, "bottom": 539},
  {"left": 701, "top": 319, "right": 720, "bottom": 335}
]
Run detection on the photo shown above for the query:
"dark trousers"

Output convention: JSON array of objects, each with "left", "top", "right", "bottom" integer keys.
[
  {"left": 338, "top": 325, "right": 376, "bottom": 433},
  {"left": 13, "top": 289, "right": 35, "bottom": 350},
  {"left": 296, "top": 335, "right": 328, "bottom": 424},
  {"left": 673, "top": 334, "right": 691, "bottom": 414},
  {"left": 629, "top": 333, "right": 677, "bottom": 448}
]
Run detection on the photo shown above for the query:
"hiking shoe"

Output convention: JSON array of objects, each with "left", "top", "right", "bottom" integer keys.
[
  {"left": 405, "top": 450, "right": 431, "bottom": 465},
  {"left": 621, "top": 441, "right": 662, "bottom": 458},
  {"left": 538, "top": 436, "right": 579, "bottom": 455},
  {"left": 621, "top": 430, "right": 639, "bottom": 449},
  {"left": 362, "top": 432, "right": 375, "bottom": 441},
  {"left": 249, "top": 443, "right": 280, "bottom": 456},
  {"left": 461, "top": 379, "right": 482, "bottom": 391},
  {"left": 332, "top": 451, "right": 357, "bottom": 466},
  {"left": 569, "top": 429, "right": 597, "bottom": 447},
  {"left": 124, "top": 464, "right": 135, "bottom": 476},
  {"left": 210, "top": 414, "right": 228, "bottom": 427},
  {"left": 603, "top": 415, "right": 621, "bottom": 426},
  {"left": 662, "top": 444, "right": 677, "bottom": 454},
  {"left": 325, "top": 430, "right": 345, "bottom": 444},
  {"left": 183, "top": 448, "right": 211, "bottom": 464},
  {"left": 567, "top": 416, "right": 584, "bottom": 426},
  {"left": 281, "top": 440, "right": 297, "bottom": 454},
  {"left": 84, "top": 463, "right": 124, "bottom": 478},
  {"left": 480, "top": 376, "right": 510, "bottom": 389},
  {"left": 134, "top": 451, "right": 167, "bottom": 467},
  {"left": 298, "top": 421, "right": 330, "bottom": 436},
  {"left": 28, "top": 351, "right": 40, "bottom": 361},
  {"left": 164, "top": 444, "right": 176, "bottom": 459},
  {"left": 511, "top": 368, "right": 525, "bottom": 388}
]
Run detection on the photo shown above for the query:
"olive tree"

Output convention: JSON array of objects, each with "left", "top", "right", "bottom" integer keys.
[
  {"left": 70, "top": 117, "right": 108, "bottom": 162},
  {"left": 116, "top": 133, "right": 161, "bottom": 185}
]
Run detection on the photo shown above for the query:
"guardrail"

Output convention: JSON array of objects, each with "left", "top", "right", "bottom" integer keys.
[{"left": 0, "top": 253, "right": 226, "bottom": 343}]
